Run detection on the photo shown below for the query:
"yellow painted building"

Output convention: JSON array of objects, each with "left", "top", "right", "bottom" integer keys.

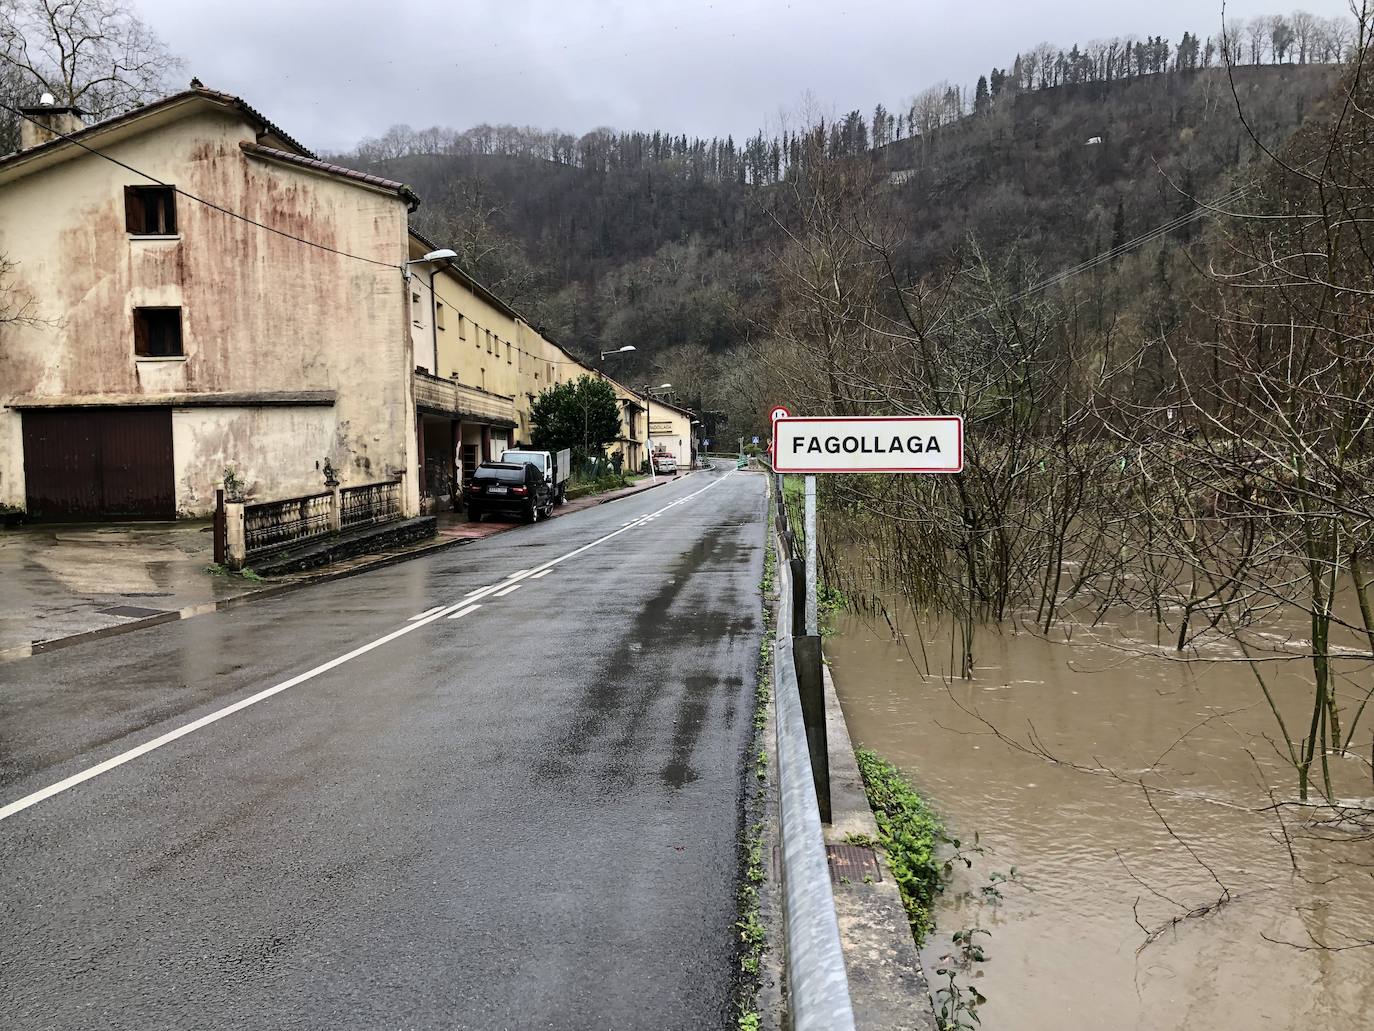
[
  {"left": 646, "top": 397, "right": 699, "bottom": 469},
  {"left": 406, "top": 230, "right": 598, "bottom": 505}
]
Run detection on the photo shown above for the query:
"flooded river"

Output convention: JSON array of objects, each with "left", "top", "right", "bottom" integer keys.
[{"left": 827, "top": 601, "right": 1374, "bottom": 1030}]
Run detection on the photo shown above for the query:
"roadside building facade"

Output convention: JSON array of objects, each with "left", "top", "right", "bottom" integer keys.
[
  {"left": 0, "top": 86, "right": 699, "bottom": 523},
  {"left": 0, "top": 88, "right": 421, "bottom": 519},
  {"left": 646, "top": 397, "right": 699, "bottom": 470}
]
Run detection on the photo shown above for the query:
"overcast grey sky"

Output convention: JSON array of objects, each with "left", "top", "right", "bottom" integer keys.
[{"left": 138, "top": 0, "right": 1357, "bottom": 153}]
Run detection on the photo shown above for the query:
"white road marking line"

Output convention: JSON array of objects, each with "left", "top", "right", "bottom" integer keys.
[
  {"left": 493, "top": 584, "right": 522, "bottom": 597},
  {"left": 408, "top": 605, "right": 446, "bottom": 621},
  {"left": 464, "top": 585, "right": 496, "bottom": 597},
  {"left": 0, "top": 599, "right": 467, "bottom": 824},
  {"left": 446, "top": 604, "right": 482, "bottom": 619},
  {"left": 531, "top": 570, "right": 552, "bottom": 580},
  {"left": 0, "top": 471, "right": 737, "bottom": 824},
  {"left": 503, "top": 569, "right": 529, "bottom": 580}
]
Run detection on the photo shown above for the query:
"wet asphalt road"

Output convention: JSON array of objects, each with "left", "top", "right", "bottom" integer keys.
[{"left": 0, "top": 465, "right": 766, "bottom": 1031}]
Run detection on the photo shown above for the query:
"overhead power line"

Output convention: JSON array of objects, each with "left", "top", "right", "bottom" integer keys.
[{"left": 1, "top": 100, "right": 402, "bottom": 269}]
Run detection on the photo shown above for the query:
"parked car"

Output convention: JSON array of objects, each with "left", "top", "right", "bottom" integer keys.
[
  {"left": 652, "top": 452, "right": 678, "bottom": 474},
  {"left": 464, "top": 462, "right": 554, "bottom": 524}
]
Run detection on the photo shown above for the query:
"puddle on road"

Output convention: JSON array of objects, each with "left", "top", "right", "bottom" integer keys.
[{"left": 827, "top": 602, "right": 1374, "bottom": 1031}]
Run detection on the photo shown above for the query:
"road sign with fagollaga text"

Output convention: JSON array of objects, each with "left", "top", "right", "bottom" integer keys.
[{"left": 771, "top": 415, "right": 963, "bottom": 474}]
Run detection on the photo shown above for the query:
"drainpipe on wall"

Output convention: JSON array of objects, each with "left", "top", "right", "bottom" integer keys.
[{"left": 430, "top": 264, "right": 441, "bottom": 375}]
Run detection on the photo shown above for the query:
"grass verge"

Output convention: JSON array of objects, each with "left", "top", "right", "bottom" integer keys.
[
  {"left": 735, "top": 496, "right": 776, "bottom": 1030},
  {"left": 854, "top": 747, "right": 946, "bottom": 945},
  {"left": 563, "top": 473, "right": 633, "bottom": 501}
]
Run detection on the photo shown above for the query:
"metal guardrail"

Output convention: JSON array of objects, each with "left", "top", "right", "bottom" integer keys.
[{"left": 771, "top": 486, "right": 857, "bottom": 1030}]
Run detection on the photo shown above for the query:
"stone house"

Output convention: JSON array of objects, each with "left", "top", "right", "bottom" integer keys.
[
  {"left": 0, "top": 87, "right": 421, "bottom": 519},
  {"left": 0, "top": 86, "right": 698, "bottom": 522}
]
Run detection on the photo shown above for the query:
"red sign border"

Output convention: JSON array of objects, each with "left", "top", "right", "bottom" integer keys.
[{"left": 771, "top": 415, "right": 964, "bottom": 474}]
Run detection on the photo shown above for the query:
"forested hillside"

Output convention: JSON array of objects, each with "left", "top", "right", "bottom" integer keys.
[{"left": 339, "top": 24, "right": 1346, "bottom": 425}]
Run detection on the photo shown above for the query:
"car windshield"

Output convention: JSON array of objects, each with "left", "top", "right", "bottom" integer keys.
[{"left": 475, "top": 464, "right": 528, "bottom": 484}]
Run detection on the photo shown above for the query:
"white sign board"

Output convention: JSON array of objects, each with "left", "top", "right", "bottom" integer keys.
[{"left": 772, "top": 416, "right": 963, "bottom": 473}]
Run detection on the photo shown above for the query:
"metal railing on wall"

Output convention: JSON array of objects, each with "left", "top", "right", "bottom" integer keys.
[{"left": 768, "top": 464, "right": 857, "bottom": 1031}]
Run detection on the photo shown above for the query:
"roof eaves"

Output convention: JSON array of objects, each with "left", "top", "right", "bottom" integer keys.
[
  {"left": 241, "top": 141, "right": 419, "bottom": 206},
  {"left": 0, "top": 86, "right": 317, "bottom": 175}
]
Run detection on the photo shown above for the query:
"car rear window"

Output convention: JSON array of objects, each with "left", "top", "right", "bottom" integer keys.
[
  {"left": 505, "top": 451, "right": 546, "bottom": 471},
  {"left": 475, "top": 464, "right": 528, "bottom": 484}
]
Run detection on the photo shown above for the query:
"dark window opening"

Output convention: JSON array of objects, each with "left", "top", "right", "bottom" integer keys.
[
  {"left": 134, "top": 307, "right": 183, "bottom": 357},
  {"left": 125, "top": 186, "right": 177, "bottom": 235}
]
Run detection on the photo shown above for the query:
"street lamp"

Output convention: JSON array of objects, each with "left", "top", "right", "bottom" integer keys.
[
  {"left": 403, "top": 248, "right": 458, "bottom": 375},
  {"left": 601, "top": 345, "right": 636, "bottom": 360}
]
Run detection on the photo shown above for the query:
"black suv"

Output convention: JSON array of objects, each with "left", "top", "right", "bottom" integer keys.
[{"left": 465, "top": 462, "right": 555, "bottom": 524}]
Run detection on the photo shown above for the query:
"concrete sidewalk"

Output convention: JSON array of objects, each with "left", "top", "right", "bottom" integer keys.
[
  {"left": 0, "top": 522, "right": 260, "bottom": 657},
  {"left": 0, "top": 472, "right": 690, "bottom": 659}
]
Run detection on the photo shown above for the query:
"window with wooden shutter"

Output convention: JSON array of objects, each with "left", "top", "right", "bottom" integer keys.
[
  {"left": 125, "top": 186, "right": 177, "bottom": 235},
  {"left": 133, "top": 308, "right": 184, "bottom": 357}
]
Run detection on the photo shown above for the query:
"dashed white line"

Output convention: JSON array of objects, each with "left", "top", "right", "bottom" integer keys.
[
  {"left": 531, "top": 570, "right": 552, "bottom": 580},
  {"left": 0, "top": 471, "right": 736, "bottom": 824},
  {"left": 408, "top": 605, "right": 446, "bottom": 621},
  {"left": 493, "top": 584, "right": 522, "bottom": 598}
]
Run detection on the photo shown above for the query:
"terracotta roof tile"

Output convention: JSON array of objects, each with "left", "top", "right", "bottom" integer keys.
[{"left": 239, "top": 141, "right": 418, "bottom": 205}]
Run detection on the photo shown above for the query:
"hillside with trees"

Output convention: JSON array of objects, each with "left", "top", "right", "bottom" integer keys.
[{"left": 339, "top": 13, "right": 1350, "bottom": 431}]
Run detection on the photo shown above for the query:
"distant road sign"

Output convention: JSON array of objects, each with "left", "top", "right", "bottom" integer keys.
[
  {"left": 769, "top": 405, "right": 791, "bottom": 422},
  {"left": 772, "top": 416, "right": 963, "bottom": 473},
  {"left": 751, "top": 436, "right": 760, "bottom": 444}
]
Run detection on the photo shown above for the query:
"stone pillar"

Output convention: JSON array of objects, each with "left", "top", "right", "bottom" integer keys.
[
  {"left": 450, "top": 419, "right": 461, "bottom": 511},
  {"left": 225, "top": 502, "right": 247, "bottom": 570}
]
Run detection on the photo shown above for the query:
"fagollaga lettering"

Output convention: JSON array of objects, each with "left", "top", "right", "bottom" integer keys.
[{"left": 793, "top": 434, "right": 943, "bottom": 455}]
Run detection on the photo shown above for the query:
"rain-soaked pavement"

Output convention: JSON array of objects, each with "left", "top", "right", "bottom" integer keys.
[
  {"left": 0, "top": 464, "right": 765, "bottom": 1031},
  {"left": 0, "top": 520, "right": 258, "bottom": 653}
]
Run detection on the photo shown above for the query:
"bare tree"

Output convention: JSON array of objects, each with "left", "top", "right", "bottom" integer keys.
[{"left": 0, "top": 0, "right": 182, "bottom": 120}]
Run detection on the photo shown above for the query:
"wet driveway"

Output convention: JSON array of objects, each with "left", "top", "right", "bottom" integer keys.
[
  {"left": 0, "top": 520, "right": 255, "bottom": 653},
  {"left": 0, "top": 465, "right": 766, "bottom": 1030}
]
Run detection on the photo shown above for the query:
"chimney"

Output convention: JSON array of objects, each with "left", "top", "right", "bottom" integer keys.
[{"left": 19, "top": 93, "right": 87, "bottom": 151}]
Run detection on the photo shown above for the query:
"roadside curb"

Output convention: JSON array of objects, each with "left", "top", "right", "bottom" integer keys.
[
  {"left": 0, "top": 472, "right": 690, "bottom": 663},
  {"left": 821, "top": 658, "right": 938, "bottom": 1030}
]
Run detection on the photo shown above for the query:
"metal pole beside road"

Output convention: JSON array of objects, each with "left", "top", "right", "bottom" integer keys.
[
  {"left": 804, "top": 474, "right": 818, "bottom": 636},
  {"left": 793, "top": 632, "right": 830, "bottom": 823}
]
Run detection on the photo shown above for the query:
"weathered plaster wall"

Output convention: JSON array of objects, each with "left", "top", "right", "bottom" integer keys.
[
  {"left": 0, "top": 104, "right": 415, "bottom": 515},
  {"left": 171, "top": 406, "right": 338, "bottom": 514}
]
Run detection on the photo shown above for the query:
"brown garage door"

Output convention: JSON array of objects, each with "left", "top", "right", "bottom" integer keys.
[{"left": 22, "top": 408, "right": 175, "bottom": 520}]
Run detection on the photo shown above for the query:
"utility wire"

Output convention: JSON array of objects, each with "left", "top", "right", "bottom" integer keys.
[
  {"left": 1, "top": 100, "right": 403, "bottom": 269},
  {"left": 962, "top": 180, "right": 1256, "bottom": 323},
  {"left": 5, "top": 99, "right": 611, "bottom": 374},
  {"left": 408, "top": 272, "right": 601, "bottom": 368}
]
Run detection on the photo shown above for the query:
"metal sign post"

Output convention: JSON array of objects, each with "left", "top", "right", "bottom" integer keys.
[
  {"left": 771, "top": 408, "right": 965, "bottom": 827},
  {"left": 804, "top": 474, "right": 818, "bottom": 637}
]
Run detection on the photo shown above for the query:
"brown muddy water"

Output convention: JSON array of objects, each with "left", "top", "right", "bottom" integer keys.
[{"left": 828, "top": 601, "right": 1374, "bottom": 1031}]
